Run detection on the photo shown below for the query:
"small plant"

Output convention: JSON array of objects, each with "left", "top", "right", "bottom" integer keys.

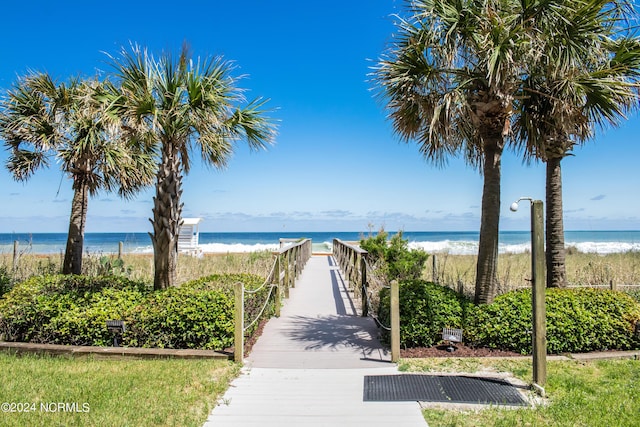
[
  {"left": 360, "top": 229, "right": 429, "bottom": 283},
  {"left": 98, "top": 256, "right": 131, "bottom": 276}
]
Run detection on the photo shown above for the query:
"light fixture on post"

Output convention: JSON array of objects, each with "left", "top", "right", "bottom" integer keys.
[{"left": 510, "top": 197, "right": 547, "bottom": 393}]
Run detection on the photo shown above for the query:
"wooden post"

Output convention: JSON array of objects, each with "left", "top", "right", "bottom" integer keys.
[
  {"left": 234, "top": 282, "right": 244, "bottom": 363},
  {"left": 284, "top": 250, "right": 291, "bottom": 297},
  {"left": 531, "top": 200, "right": 547, "bottom": 387},
  {"left": 432, "top": 254, "right": 437, "bottom": 283},
  {"left": 390, "top": 280, "right": 400, "bottom": 363},
  {"left": 274, "top": 254, "right": 281, "bottom": 317},
  {"left": 118, "top": 241, "right": 124, "bottom": 259},
  {"left": 13, "top": 240, "right": 19, "bottom": 272},
  {"left": 360, "top": 254, "right": 368, "bottom": 317},
  {"left": 610, "top": 280, "right": 617, "bottom": 291}
]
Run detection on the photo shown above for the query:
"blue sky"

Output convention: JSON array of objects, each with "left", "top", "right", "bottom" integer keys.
[{"left": 1, "top": 0, "right": 639, "bottom": 233}]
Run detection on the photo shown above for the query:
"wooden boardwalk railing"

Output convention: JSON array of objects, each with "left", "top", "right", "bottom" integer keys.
[
  {"left": 234, "top": 239, "right": 312, "bottom": 362},
  {"left": 332, "top": 238, "right": 400, "bottom": 362},
  {"left": 332, "top": 239, "right": 369, "bottom": 316}
]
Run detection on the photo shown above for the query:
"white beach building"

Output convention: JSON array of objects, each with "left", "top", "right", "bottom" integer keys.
[{"left": 178, "top": 218, "right": 202, "bottom": 255}]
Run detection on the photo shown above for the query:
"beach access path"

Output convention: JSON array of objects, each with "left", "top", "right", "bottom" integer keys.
[{"left": 203, "top": 254, "right": 427, "bottom": 427}]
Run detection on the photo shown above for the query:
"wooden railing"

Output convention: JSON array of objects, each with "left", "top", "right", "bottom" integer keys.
[
  {"left": 273, "top": 239, "right": 313, "bottom": 299},
  {"left": 234, "top": 238, "right": 312, "bottom": 362},
  {"left": 332, "top": 238, "right": 400, "bottom": 363},
  {"left": 332, "top": 239, "right": 369, "bottom": 316}
]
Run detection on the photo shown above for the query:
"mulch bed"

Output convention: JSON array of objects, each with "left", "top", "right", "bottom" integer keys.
[
  {"left": 224, "top": 318, "right": 270, "bottom": 357},
  {"left": 401, "top": 344, "right": 524, "bottom": 358}
]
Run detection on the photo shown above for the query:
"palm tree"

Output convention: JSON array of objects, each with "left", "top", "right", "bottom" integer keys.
[
  {"left": 0, "top": 73, "right": 156, "bottom": 274},
  {"left": 373, "top": 0, "right": 533, "bottom": 304},
  {"left": 517, "top": 0, "right": 640, "bottom": 287},
  {"left": 106, "top": 45, "right": 276, "bottom": 290}
]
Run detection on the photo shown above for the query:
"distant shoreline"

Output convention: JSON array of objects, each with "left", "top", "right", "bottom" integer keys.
[{"left": 2, "top": 230, "right": 640, "bottom": 256}]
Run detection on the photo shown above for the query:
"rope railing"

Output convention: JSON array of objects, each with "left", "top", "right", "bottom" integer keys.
[
  {"left": 234, "top": 238, "right": 313, "bottom": 362},
  {"left": 362, "top": 257, "right": 392, "bottom": 331},
  {"left": 332, "top": 238, "right": 400, "bottom": 362},
  {"left": 243, "top": 284, "right": 278, "bottom": 331}
]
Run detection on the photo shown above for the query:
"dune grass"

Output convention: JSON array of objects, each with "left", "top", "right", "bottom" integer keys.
[
  {"left": 3, "top": 250, "right": 640, "bottom": 302},
  {"left": 424, "top": 251, "right": 640, "bottom": 299},
  {"left": 0, "top": 352, "right": 239, "bottom": 427},
  {"left": 1, "top": 250, "right": 275, "bottom": 286},
  {"left": 401, "top": 358, "right": 640, "bottom": 427}
]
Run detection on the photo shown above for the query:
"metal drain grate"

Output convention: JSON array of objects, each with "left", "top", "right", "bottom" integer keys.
[{"left": 363, "top": 374, "right": 528, "bottom": 406}]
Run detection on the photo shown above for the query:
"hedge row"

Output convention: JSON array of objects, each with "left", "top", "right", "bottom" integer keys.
[
  {"left": 3, "top": 275, "right": 638, "bottom": 354},
  {"left": 378, "top": 280, "right": 640, "bottom": 354},
  {"left": 466, "top": 287, "right": 640, "bottom": 354},
  {"left": 0, "top": 273, "right": 274, "bottom": 351}
]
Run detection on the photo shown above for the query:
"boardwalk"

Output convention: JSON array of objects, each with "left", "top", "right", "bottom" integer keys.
[{"left": 203, "top": 255, "right": 426, "bottom": 427}]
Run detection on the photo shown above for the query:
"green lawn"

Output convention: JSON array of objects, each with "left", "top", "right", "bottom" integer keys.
[
  {"left": 0, "top": 352, "right": 239, "bottom": 426},
  {"left": 401, "top": 358, "right": 640, "bottom": 427}
]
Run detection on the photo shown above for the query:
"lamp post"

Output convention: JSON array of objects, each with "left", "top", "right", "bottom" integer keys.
[{"left": 510, "top": 197, "right": 547, "bottom": 391}]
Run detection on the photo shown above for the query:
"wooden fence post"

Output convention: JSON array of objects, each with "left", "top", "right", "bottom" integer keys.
[
  {"left": 274, "top": 254, "right": 281, "bottom": 317},
  {"left": 360, "top": 254, "right": 368, "bottom": 317},
  {"left": 432, "top": 254, "right": 437, "bottom": 283},
  {"left": 12, "top": 240, "right": 19, "bottom": 272},
  {"left": 284, "top": 250, "right": 291, "bottom": 297},
  {"left": 234, "top": 282, "right": 244, "bottom": 363},
  {"left": 391, "top": 280, "right": 400, "bottom": 363},
  {"left": 118, "top": 241, "right": 124, "bottom": 259}
]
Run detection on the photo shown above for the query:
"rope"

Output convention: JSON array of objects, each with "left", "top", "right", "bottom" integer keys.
[
  {"left": 360, "top": 257, "right": 393, "bottom": 330},
  {"left": 245, "top": 256, "right": 279, "bottom": 295},
  {"left": 243, "top": 283, "right": 278, "bottom": 332},
  {"left": 362, "top": 280, "right": 392, "bottom": 331}
]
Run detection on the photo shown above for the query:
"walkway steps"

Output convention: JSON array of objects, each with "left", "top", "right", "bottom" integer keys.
[{"left": 204, "top": 255, "right": 426, "bottom": 427}]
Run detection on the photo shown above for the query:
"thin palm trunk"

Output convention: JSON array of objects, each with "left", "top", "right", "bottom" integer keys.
[
  {"left": 475, "top": 141, "right": 502, "bottom": 304},
  {"left": 151, "top": 141, "right": 183, "bottom": 290},
  {"left": 62, "top": 180, "right": 89, "bottom": 275},
  {"left": 546, "top": 156, "right": 567, "bottom": 288}
]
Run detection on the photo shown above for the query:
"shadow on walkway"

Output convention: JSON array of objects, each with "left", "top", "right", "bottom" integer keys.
[{"left": 283, "top": 314, "right": 387, "bottom": 358}]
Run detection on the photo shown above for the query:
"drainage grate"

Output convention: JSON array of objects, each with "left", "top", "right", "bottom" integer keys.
[{"left": 363, "top": 374, "right": 528, "bottom": 406}]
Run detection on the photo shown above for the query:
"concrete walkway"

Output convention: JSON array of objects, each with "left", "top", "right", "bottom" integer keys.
[{"left": 203, "top": 255, "right": 427, "bottom": 427}]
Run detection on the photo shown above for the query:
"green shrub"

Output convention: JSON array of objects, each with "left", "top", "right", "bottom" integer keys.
[
  {"left": 0, "top": 273, "right": 272, "bottom": 351},
  {"left": 626, "top": 288, "right": 640, "bottom": 304},
  {"left": 0, "top": 266, "right": 12, "bottom": 297},
  {"left": 466, "top": 288, "right": 640, "bottom": 354},
  {"left": 0, "top": 275, "right": 150, "bottom": 345},
  {"left": 181, "top": 273, "right": 274, "bottom": 337},
  {"left": 378, "top": 280, "right": 470, "bottom": 347},
  {"left": 360, "top": 230, "right": 429, "bottom": 282},
  {"left": 125, "top": 287, "right": 234, "bottom": 350}
]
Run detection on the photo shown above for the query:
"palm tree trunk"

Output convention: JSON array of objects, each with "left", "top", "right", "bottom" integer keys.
[
  {"left": 474, "top": 141, "right": 502, "bottom": 304},
  {"left": 151, "top": 141, "right": 183, "bottom": 290},
  {"left": 62, "top": 180, "right": 88, "bottom": 275},
  {"left": 546, "top": 157, "right": 567, "bottom": 288}
]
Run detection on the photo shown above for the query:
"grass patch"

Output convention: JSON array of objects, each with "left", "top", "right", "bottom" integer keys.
[
  {"left": 403, "top": 358, "right": 640, "bottom": 427},
  {"left": 0, "top": 352, "right": 239, "bottom": 426}
]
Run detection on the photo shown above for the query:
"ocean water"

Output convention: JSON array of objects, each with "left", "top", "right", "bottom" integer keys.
[{"left": 1, "top": 230, "right": 640, "bottom": 255}]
